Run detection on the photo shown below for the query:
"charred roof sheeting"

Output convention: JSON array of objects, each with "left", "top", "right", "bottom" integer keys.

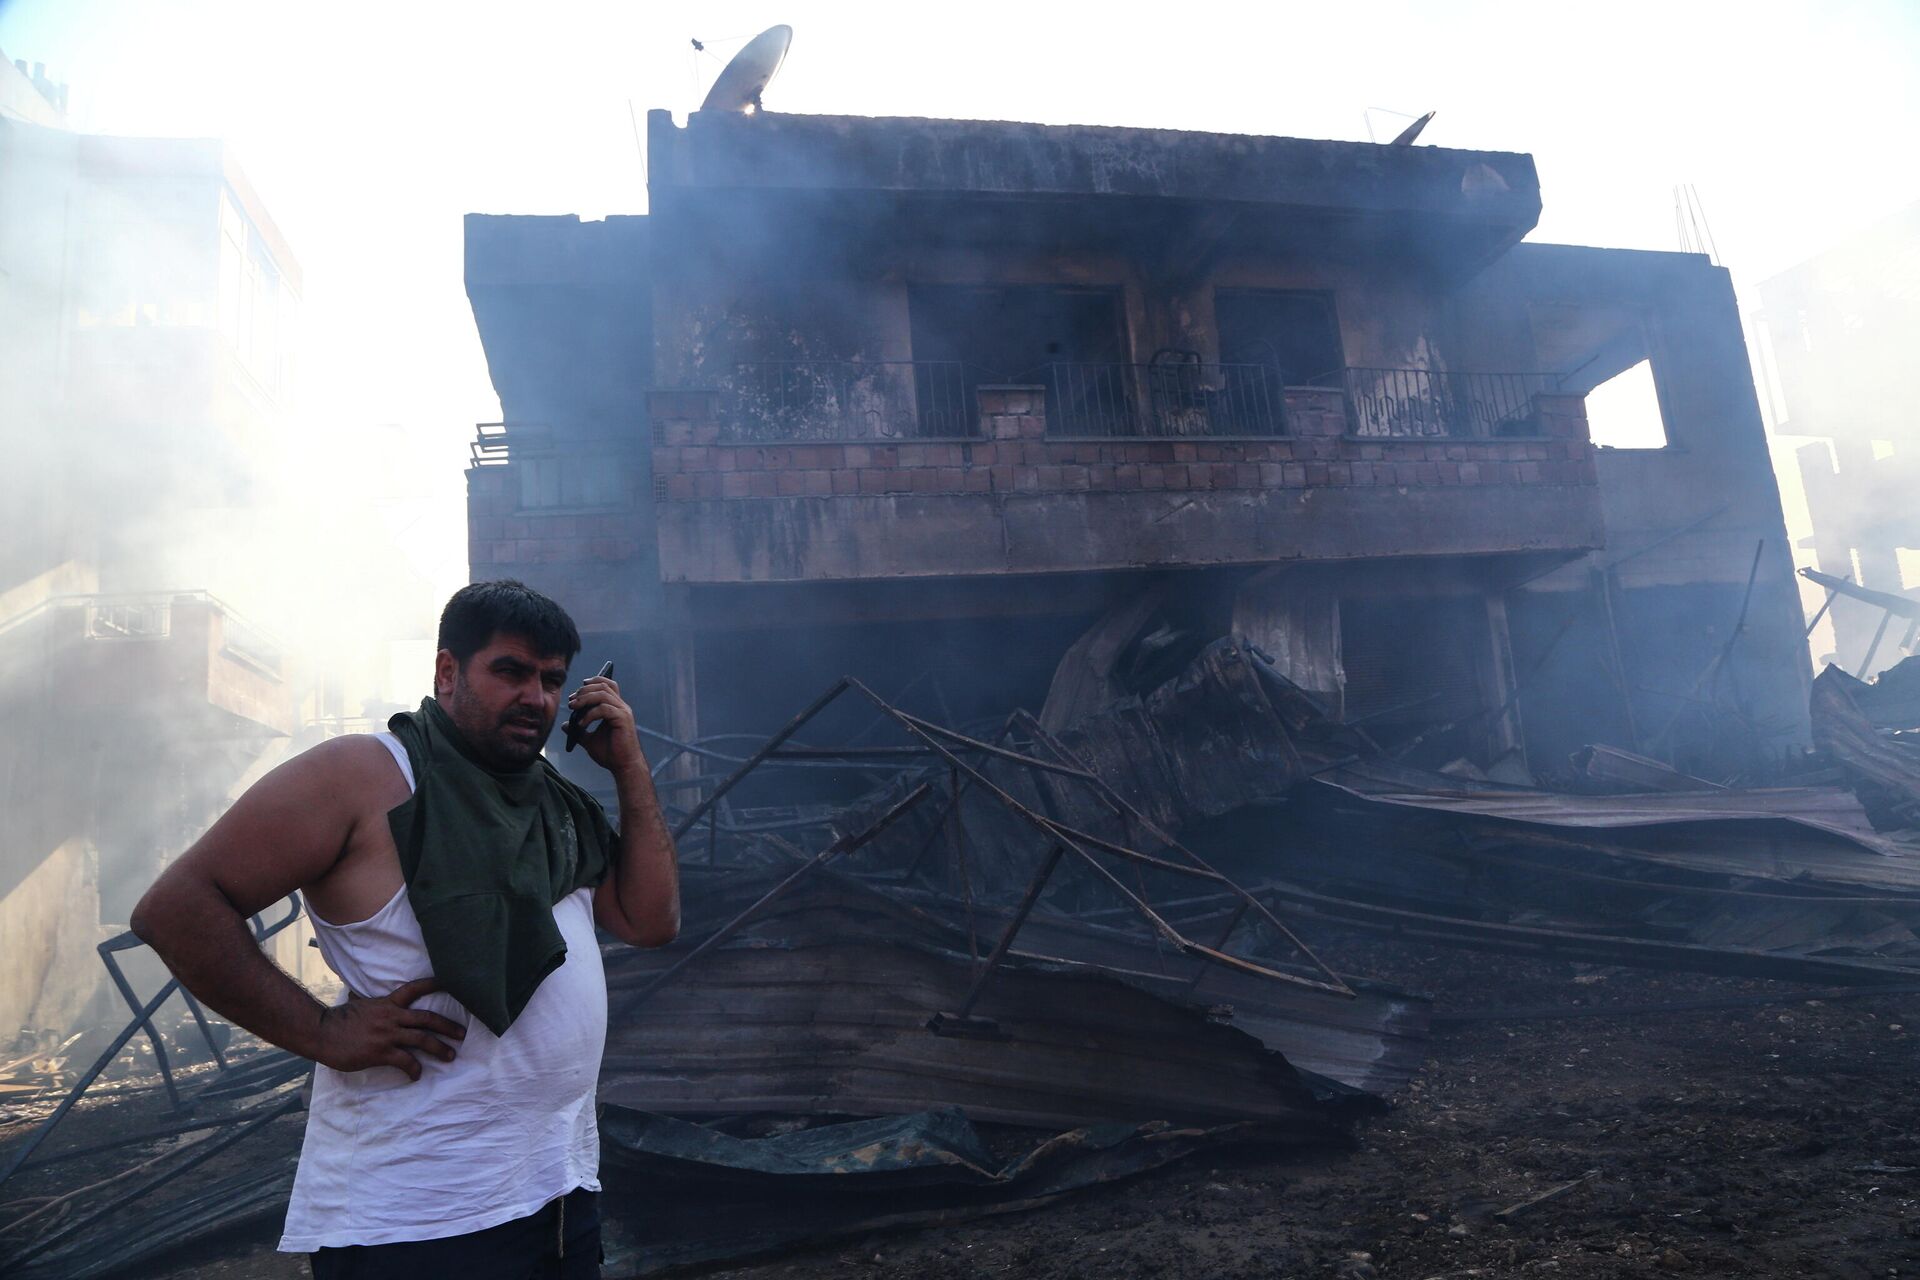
[
  {"left": 1318, "top": 757, "right": 1909, "bottom": 853},
  {"left": 1812, "top": 662, "right": 1920, "bottom": 832},
  {"left": 600, "top": 934, "right": 1344, "bottom": 1130}
]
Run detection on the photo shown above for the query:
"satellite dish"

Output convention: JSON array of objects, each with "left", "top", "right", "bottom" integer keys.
[
  {"left": 700, "top": 25, "right": 792, "bottom": 114},
  {"left": 1390, "top": 111, "right": 1436, "bottom": 146}
]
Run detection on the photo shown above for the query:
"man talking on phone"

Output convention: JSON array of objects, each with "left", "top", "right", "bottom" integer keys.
[{"left": 132, "top": 580, "right": 680, "bottom": 1278}]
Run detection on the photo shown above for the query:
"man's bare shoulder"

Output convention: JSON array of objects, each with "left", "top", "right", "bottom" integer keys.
[
  {"left": 255, "top": 733, "right": 410, "bottom": 813},
  {"left": 141, "top": 733, "right": 411, "bottom": 923}
]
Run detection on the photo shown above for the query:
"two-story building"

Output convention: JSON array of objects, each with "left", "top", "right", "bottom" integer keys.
[{"left": 465, "top": 108, "right": 1810, "bottom": 789}]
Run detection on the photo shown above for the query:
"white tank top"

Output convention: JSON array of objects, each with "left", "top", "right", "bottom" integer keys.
[{"left": 278, "top": 732, "right": 606, "bottom": 1252}]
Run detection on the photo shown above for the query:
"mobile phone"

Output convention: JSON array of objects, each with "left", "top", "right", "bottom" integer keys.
[{"left": 563, "top": 661, "right": 615, "bottom": 752}]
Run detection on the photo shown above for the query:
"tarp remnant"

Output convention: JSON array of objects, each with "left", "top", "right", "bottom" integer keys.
[{"left": 597, "top": 1106, "right": 1344, "bottom": 1277}]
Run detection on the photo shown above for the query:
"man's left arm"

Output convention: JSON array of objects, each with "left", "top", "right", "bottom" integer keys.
[{"left": 570, "top": 674, "right": 680, "bottom": 947}]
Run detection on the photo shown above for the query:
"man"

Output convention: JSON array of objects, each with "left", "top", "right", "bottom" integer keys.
[{"left": 131, "top": 580, "right": 679, "bottom": 1278}]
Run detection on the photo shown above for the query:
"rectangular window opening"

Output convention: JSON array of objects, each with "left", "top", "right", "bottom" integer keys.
[
  {"left": 1213, "top": 290, "right": 1345, "bottom": 387},
  {"left": 909, "top": 285, "right": 1129, "bottom": 436},
  {"left": 1583, "top": 358, "right": 1669, "bottom": 449}
]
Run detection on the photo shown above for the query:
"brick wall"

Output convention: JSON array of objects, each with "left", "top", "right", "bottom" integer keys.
[
  {"left": 466, "top": 463, "right": 658, "bottom": 632},
  {"left": 650, "top": 387, "right": 1596, "bottom": 501},
  {"left": 468, "top": 466, "right": 650, "bottom": 568}
]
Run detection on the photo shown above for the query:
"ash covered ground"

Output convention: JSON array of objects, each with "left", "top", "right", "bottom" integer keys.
[{"left": 9, "top": 933, "right": 1918, "bottom": 1280}]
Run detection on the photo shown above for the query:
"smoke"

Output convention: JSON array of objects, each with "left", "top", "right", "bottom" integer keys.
[
  {"left": 1757, "top": 200, "right": 1920, "bottom": 678},
  {"left": 0, "top": 59, "right": 448, "bottom": 1039}
]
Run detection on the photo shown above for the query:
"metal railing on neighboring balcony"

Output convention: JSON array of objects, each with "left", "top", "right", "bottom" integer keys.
[
  {"left": 470, "top": 422, "right": 509, "bottom": 466},
  {"left": 713, "top": 361, "right": 981, "bottom": 441},
  {"left": 1337, "top": 368, "right": 1565, "bottom": 439},
  {"left": 1036, "top": 361, "right": 1289, "bottom": 438},
  {"left": 0, "top": 590, "right": 285, "bottom": 677}
]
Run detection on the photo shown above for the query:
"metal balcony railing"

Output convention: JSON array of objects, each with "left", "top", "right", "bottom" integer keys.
[
  {"left": 1036, "top": 361, "right": 1289, "bottom": 438},
  {"left": 470, "top": 422, "right": 509, "bottom": 466},
  {"left": 1338, "top": 368, "right": 1564, "bottom": 439},
  {"left": 679, "top": 362, "right": 1565, "bottom": 442},
  {"left": 713, "top": 361, "right": 981, "bottom": 442}
]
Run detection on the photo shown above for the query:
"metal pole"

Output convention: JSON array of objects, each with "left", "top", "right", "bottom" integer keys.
[
  {"left": 624, "top": 783, "right": 931, "bottom": 1009},
  {"left": 890, "top": 714, "right": 1019, "bottom": 885},
  {"left": 1596, "top": 568, "right": 1642, "bottom": 752},
  {"left": 0, "top": 982, "right": 181, "bottom": 1187},
  {"left": 845, "top": 680, "right": 1348, "bottom": 996},
  {"left": 97, "top": 943, "right": 181, "bottom": 1110},
  {"left": 949, "top": 843, "right": 1067, "bottom": 1021},
  {"left": 1184, "top": 898, "right": 1251, "bottom": 997},
  {"left": 1856, "top": 607, "right": 1895, "bottom": 679},
  {"left": 1805, "top": 574, "right": 1851, "bottom": 638},
  {"left": 1010, "top": 706, "right": 1351, "bottom": 997},
  {"left": 671, "top": 677, "right": 852, "bottom": 839},
  {"left": 947, "top": 766, "right": 979, "bottom": 961}
]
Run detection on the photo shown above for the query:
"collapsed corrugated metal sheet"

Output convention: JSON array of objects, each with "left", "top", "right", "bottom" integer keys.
[
  {"left": 897, "top": 895, "right": 1429, "bottom": 1098},
  {"left": 600, "top": 930, "right": 1346, "bottom": 1130},
  {"left": 643, "top": 866, "right": 1426, "bottom": 1100},
  {"left": 1570, "top": 743, "right": 1727, "bottom": 792},
  {"left": 1048, "top": 640, "right": 1311, "bottom": 833},
  {"left": 1812, "top": 663, "right": 1920, "bottom": 831},
  {"left": 1320, "top": 756, "right": 1884, "bottom": 839},
  {"left": 1312, "top": 757, "right": 1920, "bottom": 892},
  {"left": 1242, "top": 878, "right": 1920, "bottom": 985},
  {"left": 1847, "top": 654, "right": 1920, "bottom": 731}
]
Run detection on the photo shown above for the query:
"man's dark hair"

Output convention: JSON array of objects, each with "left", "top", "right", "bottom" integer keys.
[{"left": 438, "top": 580, "right": 581, "bottom": 665}]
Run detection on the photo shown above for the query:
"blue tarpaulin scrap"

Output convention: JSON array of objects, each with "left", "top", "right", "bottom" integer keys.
[{"left": 596, "top": 1105, "right": 1343, "bottom": 1276}]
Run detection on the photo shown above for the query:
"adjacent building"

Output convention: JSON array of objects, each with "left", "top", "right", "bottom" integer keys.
[
  {"left": 1759, "top": 201, "right": 1920, "bottom": 677},
  {"left": 464, "top": 108, "right": 1810, "bottom": 798},
  {"left": 0, "top": 51, "right": 314, "bottom": 1040}
]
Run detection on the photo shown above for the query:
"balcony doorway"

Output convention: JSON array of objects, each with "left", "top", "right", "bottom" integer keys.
[
  {"left": 908, "top": 285, "right": 1130, "bottom": 434},
  {"left": 1214, "top": 290, "right": 1345, "bottom": 387}
]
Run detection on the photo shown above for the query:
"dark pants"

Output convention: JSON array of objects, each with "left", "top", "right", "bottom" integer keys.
[{"left": 310, "top": 1187, "right": 601, "bottom": 1280}]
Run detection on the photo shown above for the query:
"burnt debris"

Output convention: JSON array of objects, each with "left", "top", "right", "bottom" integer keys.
[{"left": 7, "top": 640, "right": 1920, "bottom": 1275}]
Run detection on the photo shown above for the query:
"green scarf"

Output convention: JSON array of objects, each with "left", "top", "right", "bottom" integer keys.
[{"left": 386, "top": 697, "right": 614, "bottom": 1036}]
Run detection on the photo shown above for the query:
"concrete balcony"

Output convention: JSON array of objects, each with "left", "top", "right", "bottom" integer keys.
[
  {"left": 0, "top": 591, "right": 293, "bottom": 737},
  {"left": 644, "top": 382, "right": 1603, "bottom": 585}
]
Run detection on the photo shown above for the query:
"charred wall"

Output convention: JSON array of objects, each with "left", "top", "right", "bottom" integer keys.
[
  {"left": 1454, "top": 245, "right": 1811, "bottom": 773},
  {"left": 465, "top": 214, "right": 661, "bottom": 636},
  {"left": 464, "top": 113, "right": 1807, "bottom": 783}
]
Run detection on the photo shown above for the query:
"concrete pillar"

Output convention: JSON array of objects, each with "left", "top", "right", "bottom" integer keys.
[
  {"left": 664, "top": 627, "right": 700, "bottom": 785},
  {"left": 1482, "top": 592, "right": 1527, "bottom": 770}
]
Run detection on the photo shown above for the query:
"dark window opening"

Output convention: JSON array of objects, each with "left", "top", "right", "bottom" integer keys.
[
  {"left": 1340, "top": 595, "right": 1490, "bottom": 768},
  {"left": 909, "top": 285, "right": 1130, "bottom": 435},
  {"left": 1214, "top": 290, "right": 1345, "bottom": 387}
]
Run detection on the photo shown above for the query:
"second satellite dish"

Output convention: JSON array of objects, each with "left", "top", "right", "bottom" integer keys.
[
  {"left": 1390, "top": 111, "right": 1436, "bottom": 146},
  {"left": 700, "top": 25, "right": 792, "bottom": 114}
]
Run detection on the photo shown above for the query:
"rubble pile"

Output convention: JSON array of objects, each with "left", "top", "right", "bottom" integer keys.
[{"left": 5, "top": 649, "right": 1920, "bottom": 1277}]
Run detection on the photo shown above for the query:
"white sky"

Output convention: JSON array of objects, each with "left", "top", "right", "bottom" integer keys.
[{"left": 2, "top": 0, "right": 1917, "bottom": 668}]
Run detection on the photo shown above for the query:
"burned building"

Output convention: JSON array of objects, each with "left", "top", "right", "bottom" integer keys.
[{"left": 463, "top": 108, "right": 1809, "bottom": 788}]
